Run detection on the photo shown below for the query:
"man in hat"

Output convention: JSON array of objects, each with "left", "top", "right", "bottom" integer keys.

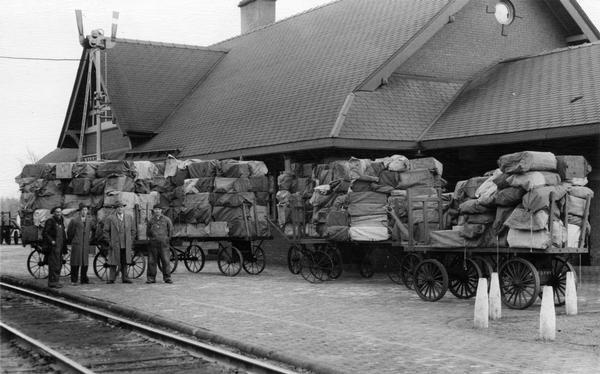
[
  {"left": 103, "top": 201, "right": 136, "bottom": 283},
  {"left": 67, "top": 203, "right": 96, "bottom": 285},
  {"left": 43, "top": 206, "right": 68, "bottom": 288},
  {"left": 146, "top": 203, "right": 173, "bottom": 284}
]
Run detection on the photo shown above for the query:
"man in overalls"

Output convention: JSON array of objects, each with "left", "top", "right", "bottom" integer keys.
[{"left": 146, "top": 204, "right": 173, "bottom": 284}]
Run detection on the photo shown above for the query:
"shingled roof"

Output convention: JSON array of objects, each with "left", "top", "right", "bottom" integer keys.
[
  {"left": 422, "top": 42, "right": 600, "bottom": 148},
  {"left": 135, "top": 0, "right": 461, "bottom": 157}
]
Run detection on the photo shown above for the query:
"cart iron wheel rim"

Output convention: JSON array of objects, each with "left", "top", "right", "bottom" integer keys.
[
  {"left": 499, "top": 257, "right": 540, "bottom": 309},
  {"left": 287, "top": 245, "right": 302, "bottom": 275},
  {"left": 242, "top": 245, "right": 266, "bottom": 275},
  {"left": 127, "top": 254, "right": 146, "bottom": 279},
  {"left": 169, "top": 246, "right": 178, "bottom": 274},
  {"left": 400, "top": 253, "right": 422, "bottom": 290},
  {"left": 184, "top": 244, "right": 205, "bottom": 273},
  {"left": 93, "top": 252, "right": 110, "bottom": 280},
  {"left": 325, "top": 245, "right": 343, "bottom": 279},
  {"left": 448, "top": 257, "right": 482, "bottom": 299},
  {"left": 60, "top": 250, "right": 71, "bottom": 277},
  {"left": 543, "top": 256, "right": 576, "bottom": 306},
  {"left": 300, "top": 252, "right": 321, "bottom": 283},
  {"left": 217, "top": 245, "right": 243, "bottom": 277},
  {"left": 27, "top": 249, "right": 49, "bottom": 279},
  {"left": 311, "top": 250, "right": 334, "bottom": 281},
  {"left": 413, "top": 259, "right": 449, "bottom": 302},
  {"left": 385, "top": 254, "right": 403, "bottom": 285}
]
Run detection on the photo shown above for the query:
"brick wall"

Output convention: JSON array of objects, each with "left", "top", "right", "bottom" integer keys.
[{"left": 396, "top": 0, "right": 569, "bottom": 80}]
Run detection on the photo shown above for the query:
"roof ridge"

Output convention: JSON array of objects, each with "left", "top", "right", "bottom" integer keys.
[
  {"left": 501, "top": 40, "right": 600, "bottom": 64},
  {"left": 390, "top": 73, "right": 464, "bottom": 84},
  {"left": 209, "top": 0, "right": 344, "bottom": 47},
  {"left": 115, "top": 38, "right": 229, "bottom": 52}
]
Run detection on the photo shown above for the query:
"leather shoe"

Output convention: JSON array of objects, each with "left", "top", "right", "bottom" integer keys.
[
  {"left": 164, "top": 279, "right": 173, "bottom": 284},
  {"left": 145, "top": 280, "right": 156, "bottom": 284},
  {"left": 122, "top": 279, "right": 132, "bottom": 284},
  {"left": 81, "top": 279, "right": 93, "bottom": 284},
  {"left": 49, "top": 284, "right": 63, "bottom": 289},
  {"left": 107, "top": 280, "right": 115, "bottom": 284}
]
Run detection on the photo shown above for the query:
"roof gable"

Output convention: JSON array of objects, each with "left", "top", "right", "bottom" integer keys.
[{"left": 137, "top": 0, "right": 455, "bottom": 157}]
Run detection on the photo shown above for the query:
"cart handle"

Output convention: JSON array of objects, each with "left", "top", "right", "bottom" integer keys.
[{"left": 266, "top": 218, "right": 293, "bottom": 244}]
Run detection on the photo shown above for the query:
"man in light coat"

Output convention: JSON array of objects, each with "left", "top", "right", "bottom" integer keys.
[
  {"left": 103, "top": 202, "right": 136, "bottom": 284},
  {"left": 67, "top": 203, "right": 96, "bottom": 285}
]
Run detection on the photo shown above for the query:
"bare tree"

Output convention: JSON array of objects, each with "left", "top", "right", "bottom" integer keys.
[{"left": 17, "top": 147, "right": 41, "bottom": 166}]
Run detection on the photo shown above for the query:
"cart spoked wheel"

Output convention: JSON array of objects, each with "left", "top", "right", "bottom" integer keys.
[
  {"left": 287, "top": 245, "right": 303, "bottom": 274},
  {"left": 359, "top": 256, "right": 374, "bottom": 278},
  {"left": 242, "top": 244, "right": 266, "bottom": 275},
  {"left": 385, "top": 254, "right": 403, "bottom": 285},
  {"left": 60, "top": 250, "right": 71, "bottom": 278},
  {"left": 93, "top": 252, "right": 109, "bottom": 281},
  {"left": 400, "top": 253, "right": 422, "bottom": 290},
  {"left": 312, "top": 250, "right": 334, "bottom": 281},
  {"left": 169, "top": 246, "right": 178, "bottom": 274},
  {"left": 184, "top": 244, "right": 205, "bottom": 273},
  {"left": 217, "top": 245, "right": 243, "bottom": 276},
  {"left": 543, "top": 256, "right": 576, "bottom": 306},
  {"left": 300, "top": 251, "right": 320, "bottom": 283},
  {"left": 126, "top": 254, "right": 146, "bottom": 279},
  {"left": 27, "top": 248, "right": 48, "bottom": 279},
  {"left": 324, "top": 244, "right": 343, "bottom": 280},
  {"left": 499, "top": 257, "right": 540, "bottom": 309},
  {"left": 448, "top": 257, "right": 482, "bottom": 299},
  {"left": 413, "top": 259, "right": 448, "bottom": 302}
]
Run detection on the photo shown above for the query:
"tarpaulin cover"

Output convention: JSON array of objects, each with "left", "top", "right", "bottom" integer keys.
[
  {"left": 208, "top": 221, "right": 229, "bottom": 237},
  {"left": 351, "top": 180, "right": 372, "bottom": 192},
  {"left": 20, "top": 193, "right": 36, "bottom": 210},
  {"left": 72, "top": 163, "right": 97, "bottom": 178},
  {"left": 460, "top": 224, "right": 486, "bottom": 239},
  {"left": 186, "top": 223, "right": 208, "bottom": 237},
  {"left": 498, "top": 151, "right": 557, "bottom": 174},
  {"left": 326, "top": 226, "right": 350, "bottom": 241},
  {"left": 103, "top": 191, "right": 137, "bottom": 208},
  {"left": 315, "top": 164, "right": 332, "bottom": 185},
  {"left": 187, "top": 160, "right": 218, "bottom": 178},
  {"left": 19, "top": 210, "right": 34, "bottom": 226},
  {"left": 163, "top": 155, "right": 179, "bottom": 177},
  {"left": 348, "top": 157, "right": 377, "bottom": 179},
  {"left": 244, "top": 160, "right": 268, "bottom": 177},
  {"left": 555, "top": 156, "right": 591, "bottom": 179},
  {"left": 492, "top": 172, "right": 511, "bottom": 190},
  {"left": 350, "top": 214, "right": 387, "bottom": 228},
  {"left": 348, "top": 191, "right": 388, "bottom": 205},
  {"left": 20, "top": 164, "right": 53, "bottom": 179},
  {"left": 183, "top": 179, "right": 200, "bottom": 194},
  {"left": 327, "top": 211, "right": 349, "bottom": 226},
  {"left": 90, "top": 178, "right": 106, "bottom": 195},
  {"left": 173, "top": 224, "right": 187, "bottom": 237},
  {"left": 220, "top": 161, "right": 250, "bottom": 178},
  {"left": 494, "top": 187, "right": 525, "bottom": 206},
  {"left": 169, "top": 186, "right": 185, "bottom": 207},
  {"left": 134, "top": 179, "right": 152, "bottom": 194},
  {"left": 507, "top": 221, "right": 566, "bottom": 249},
  {"left": 507, "top": 172, "right": 561, "bottom": 191},
  {"left": 376, "top": 154, "right": 409, "bottom": 172},
  {"left": 459, "top": 199, "right": 494, "bottom": 214},
  {"left": 332, "top": 194, "right": 349, "bottom": 210},
  {"left": 429, "top": 230, "right": 478, "bottom": 248},
  {"left": 348, "top": 226, "right": 389, "bottom": 241},
  {"left": 309, "top": 190, "right": 337, "bottom": 208},
  {"left": 33, "top": 209, "right": 51, "bottom": 227},
  {"left": 194, "top": 177, "right": 215, "bottom": 192},
  {"left": 397, "top": 169, "right": 439, "bottom": 189},
  {"left": 521, "top": 185, "right": 567, "bottom": 212},
  {"left": 15, "top": 177, "right": 37, "bottom": 193},
  {"left": 165, "top": 207, "right": 185, "bottom": 224},
  {"left": 169, "top": 167, "right": 189, "bottom": 186},
  {"left": 182, "top": 193, "right": 212, "bottom": 224},
  {"left": 492, "top": 206, "right": 514, "bottom": 235},
  {"left": 567, "top": 224, "right": 581, "bottom": 248},
  {"left": 212, "top": 192, "right": 255, "bottom": 207},
  {"left": 96, "top": 161, "right": 135, "bottom": 178},
  {"left": 568, "top": 186, "right": 594, "bottom": 199},
  {"left": 67, "top": 178, "right": 91, "bottom": 195},
  {"left": 277, "top": 173, "right": 296, "bottom": 191},
  {"left": 133, "top": 161, "right": 159, "bottom": 180},
  {"left": 409, "top": 157, "right": 443, "bottom": 175},
  {"left": 36, "top": 180, "right": 63, "bottom": 197},
  {"left": 332, "top": 161, "right": 351, "bottom": 181},
  {"left": 347, "top": 203, "right": 386, "bottom": 217},
  {"left": 63, "top": 194, "right": 93, "bottom": 210},
  {"left": 475, "top": 172, "right": 500, "bottom": 206},
  {"left": 459, "top": 177, "right": 488, "bottom": 199},
  {"left": 55, "top": 163, "right": 74, "bottom": 179},
  {"left": 255, "top": 192, "right": 269, "bottom": 206},
  {"left": 104, "top": 176, "right": 135, "bottom": 194},
  {"left": 568, "top": 195, "right": 587, "bottom": 217},
  {"left": 329, "top": 179, "right": 351, "bottom": 193},
  {"left": 149, "top": 177, "right": 171, "bottom": 193},
  {"left": 465, "top": 212, "right": 495, "bottom": 224},
  {"left": 249, "top": 176, "right": 269, "bottom": 192},
  {"left": 32, "top": 195, "right": 63, "bottom": 210},
  {"left": 212, "top": 207, "right": 249, "bottom": 237},
  {"left": 504, "top": 207, "right": 549, "bottom": 231},
  {"left": 136, "top": 192, "right": 160, "bottom": 210},
  {"left": 410, "top": 208, "right": 440, "bottom": 224}
]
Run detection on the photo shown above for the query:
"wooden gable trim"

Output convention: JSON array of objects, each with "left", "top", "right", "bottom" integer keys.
[
  {"left": 356, "top": 0, "right": 470, "bottom": 92},
  {"left": 58, "top": 49, "right": 89, "bottom": 148},
  {"left": 559, "top": 0, "right": 600, "bottom": 42}
]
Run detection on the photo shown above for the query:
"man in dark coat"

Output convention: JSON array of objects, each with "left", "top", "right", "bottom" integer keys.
[
  {"left": 67, "top": 203, "right": 96, "bottom": 284},
  {"left": 43, "top": 206, "right": 68, "bottom": 288},
  {"left": 103, "top": 202, "right": 136, "bottom": 284},
  {"left": 146, "top": 204, "right": 173, "bottom": 284}
]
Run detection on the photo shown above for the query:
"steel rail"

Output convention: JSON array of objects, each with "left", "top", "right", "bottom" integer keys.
[
  {"left": 0, "top": 282, "right": 299, "bottom": 374},
  {"left": 0, "top": 322, "right": 95, "bottom": 374}
]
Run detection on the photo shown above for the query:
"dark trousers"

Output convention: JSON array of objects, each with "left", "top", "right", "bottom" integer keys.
[
  {"left": 108, "top": 249, "right": 129, "bottom": 282},
  {"left": 70, "top": 265, "right": 89, "bottom": 283},
  {"left": 147, "top": 239, "right": 171, "bottom": 281},
  {"left": 47, "top": 246, "right": 62, "bottom": 286}
]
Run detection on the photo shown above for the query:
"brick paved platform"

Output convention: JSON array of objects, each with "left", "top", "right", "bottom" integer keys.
[{"left": 1, "top": 245, "right": 599, "bottom": 373}]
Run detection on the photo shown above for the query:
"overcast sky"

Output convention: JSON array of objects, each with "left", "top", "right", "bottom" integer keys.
[{"left": 0, "top": 0, "right": 599, "bottom": 198}]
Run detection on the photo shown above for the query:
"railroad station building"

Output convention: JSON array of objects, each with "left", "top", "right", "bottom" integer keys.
[{"left": 40, "top": 0, "right": 600, "bottom": 264}]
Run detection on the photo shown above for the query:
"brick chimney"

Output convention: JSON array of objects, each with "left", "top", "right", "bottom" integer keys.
[{"left": 238, "top": 0, "right": 276, "bottom": 34}]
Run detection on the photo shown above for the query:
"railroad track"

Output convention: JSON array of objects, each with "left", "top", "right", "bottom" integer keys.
[{"left": 0, "top": 282, "right": 300, "bottom": 374}]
